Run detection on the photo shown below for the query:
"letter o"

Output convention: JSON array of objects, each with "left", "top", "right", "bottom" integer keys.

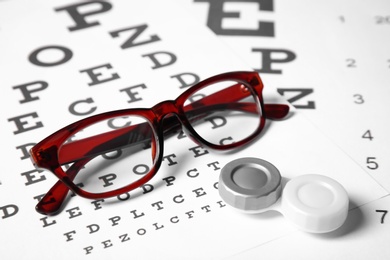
[
  {"left": 29, "top": 45, "right": 73, "bottom": 67},
  {"left": 117, "top": 192, "right": 130, "bottom": 201},
  {"left": 133, "top": 164, "right": 149, "bottom": 175},
  {"left": 102, "top": 150, "right": 122, "bottom": 160},
  {"left": 137, "top": 228, "right": 146, "bottom": 236}
]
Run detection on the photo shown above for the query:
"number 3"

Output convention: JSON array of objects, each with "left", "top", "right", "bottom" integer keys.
[{"left": 354, "top": 94, "right": 364, "bottom": 104}]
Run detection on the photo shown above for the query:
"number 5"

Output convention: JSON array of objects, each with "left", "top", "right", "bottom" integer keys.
[{"left": 367, "top": 157, "right": 379, "bottom": 170}]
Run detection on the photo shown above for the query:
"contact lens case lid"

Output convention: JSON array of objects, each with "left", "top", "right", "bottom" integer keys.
[
  {"left": 219, "top": 157, "right": 282, "bottom": 212},
  {"left": 280, "top": 174, "right": 349, "bottom": 233}
]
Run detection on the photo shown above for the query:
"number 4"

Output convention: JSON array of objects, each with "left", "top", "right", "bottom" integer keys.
[{"left": 362, "top": 130, "right": 373, "bottom": 141}]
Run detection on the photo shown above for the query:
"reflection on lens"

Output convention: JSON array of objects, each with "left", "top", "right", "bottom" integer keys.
[
  {"left": 184, "top": 80, "right": 261, "bottom": 146},
  {"left": 58, "top": 115, "right": 156, "bottom": 193}
]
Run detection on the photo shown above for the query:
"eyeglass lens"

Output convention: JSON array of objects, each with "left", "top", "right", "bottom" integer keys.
[{"left": 57, "top": 80, "right": 262, "bottom": 194}]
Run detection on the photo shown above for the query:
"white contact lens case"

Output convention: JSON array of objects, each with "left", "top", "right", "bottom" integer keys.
[{"left": 219, "top": 157, "right": 349, "bottom": 233}]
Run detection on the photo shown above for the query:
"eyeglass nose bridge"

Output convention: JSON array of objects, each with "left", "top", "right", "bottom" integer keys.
[
  {"left": 151, "top": 100, "right": 181, "bottom": 121},
  {"left": 151, "top": 99, "right": 193, "bottom": 148},
  {"left": 152, "top": 100, "right": 205, "bottom": 149},
  {"left": 152, "top": 100, "right": 196, "bottom": 140}
]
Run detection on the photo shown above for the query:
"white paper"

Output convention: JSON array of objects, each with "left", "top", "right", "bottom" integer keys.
[{"left": 0, "top": 1, "right": 388, "bottom": 259}]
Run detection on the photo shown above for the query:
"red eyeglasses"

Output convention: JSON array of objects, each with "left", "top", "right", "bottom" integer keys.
[{"left": 30, "top": 71, "right": 289, "bottom": 215}]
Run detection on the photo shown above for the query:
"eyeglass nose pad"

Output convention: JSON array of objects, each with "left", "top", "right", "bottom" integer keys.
[
  {"left": 161, "top": 113, "right": 182, "bottom": 136},
  {"left": 159, "top": 114, "right": 203, "bottom": 152},
  {"left": 180, "top": 126, "right": 203, "bottom": 146}
]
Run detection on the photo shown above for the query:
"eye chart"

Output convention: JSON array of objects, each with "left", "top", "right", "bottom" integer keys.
[
  {"left": 176, "top": 0, "right": 390, "bottom": 258},
  {"left": 0, "top": 1, "right": 389, "bottom": 259}
]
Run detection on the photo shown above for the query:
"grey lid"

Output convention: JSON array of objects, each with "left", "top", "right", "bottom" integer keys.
[{"left": 219, "top": 157, "right": 282, "bottom": 211}]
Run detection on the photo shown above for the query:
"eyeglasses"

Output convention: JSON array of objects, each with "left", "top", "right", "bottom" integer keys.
[{"left": 30, "top": 71, "right": 289, "bottom": 215}]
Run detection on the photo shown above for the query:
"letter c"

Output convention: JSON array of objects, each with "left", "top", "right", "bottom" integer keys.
[{"left": 68, "top": 97, "right": 97, "bottom": 116}]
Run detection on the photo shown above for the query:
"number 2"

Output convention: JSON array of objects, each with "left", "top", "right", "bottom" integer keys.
[
  {"left": 375, "top": 16, "right": 390, "bottom": 24},
  {"left": 346, "top": 58, "right": 356, "bottom": 67}
]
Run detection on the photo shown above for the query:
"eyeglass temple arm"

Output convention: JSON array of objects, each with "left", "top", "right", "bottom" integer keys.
[
  {"left": 58, "top": 83, "right": 288, "bottom": 165},
  {"left": 37, "top": 84, "right": 289, "bottom": 215},
  {"left": 184, "top": 83, "right": 289, "bottom": 120},
  {"left": 56, "top": 82, "right": 289, "bottom": 165},
  {"left": 36, "top": 158, "right": 92, "bottom": 215},
  {"left": 57, "top": 102, "right": 287, "bottom": 165}
]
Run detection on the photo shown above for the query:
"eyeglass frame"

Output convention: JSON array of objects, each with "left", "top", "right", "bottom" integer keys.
[{"left": 29, "top": 71, "right": 289, "bottom": 215}]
